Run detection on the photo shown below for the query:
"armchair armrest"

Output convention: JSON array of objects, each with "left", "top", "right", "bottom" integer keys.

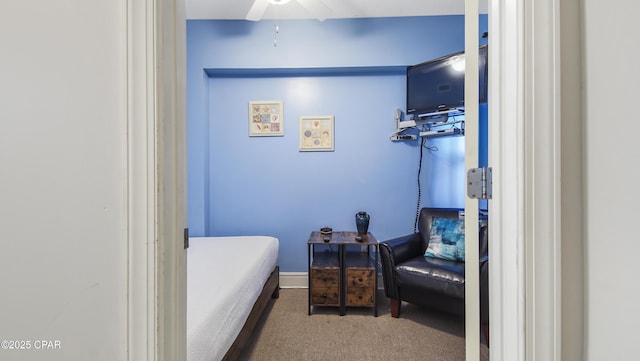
[
  {"left": 379, "top": 233, "right": 423, "bottom": 299},
  {"left": 380, "top": 233, "right": 423, "bottom": 265}
]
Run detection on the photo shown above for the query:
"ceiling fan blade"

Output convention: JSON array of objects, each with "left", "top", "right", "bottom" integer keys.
[
  {"left": 246, "top": 0, "right": 270, "bottom": 21},
  {"left": 296, "top": 0, "right": 332, "bottom": 21}
]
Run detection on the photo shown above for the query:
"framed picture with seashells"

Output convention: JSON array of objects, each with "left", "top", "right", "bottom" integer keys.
[
  {"left": 249, "top": 100, "right": 284, "bottom": 136},
  {"left": 299, "top": 115, "right": 334, "bottom": 151}
]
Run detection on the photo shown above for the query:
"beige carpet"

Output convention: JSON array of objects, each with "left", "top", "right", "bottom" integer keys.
[{"left": 239, "top": 288, "right": 489, "bottom": 361}]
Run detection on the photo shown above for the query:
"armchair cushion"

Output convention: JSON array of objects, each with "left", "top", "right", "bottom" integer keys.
[
  {"left": 424, "top": 217, "right": 466, "bottom": 262},
  {"left": 396, "top": 256, "right": 465, "bottom": 299}
]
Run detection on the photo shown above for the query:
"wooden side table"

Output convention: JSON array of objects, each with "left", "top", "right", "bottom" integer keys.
[{"left": 307, "top": 231, "right": 378, "bottom": 316}]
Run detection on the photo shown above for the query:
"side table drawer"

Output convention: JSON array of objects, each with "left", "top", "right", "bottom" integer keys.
[
  {"left": 346, "top": 269, "right": 374, "bottom": 288},
  {"left": 310, "top": 269, "right": 340, "bottom": 306},
  {"left": 311, "top": 269, "right": 339, "bottom": 288},
  {"left": 346, "top": 269, "right": 375, "bottom": 306},
  {"left": 346, "top": 268, "right": 375, "bottom": 306},
  {"left": 346, "top": 287, "right": 375, "bottom": 306},
  {"left": 311, "top": 288, "right": 340, "bottom": 305}
]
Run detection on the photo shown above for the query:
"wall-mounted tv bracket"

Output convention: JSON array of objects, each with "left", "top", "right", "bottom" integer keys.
[
  {"left": 391, "top": 108, "right": 465, "bottom": 141},
  {"left": 419, "top": 117, "right": 465, "bottom": 138},
  {"left": 414, "top": 108, "right": 464, "bottom": 123},
  {"left": 394, "top": 107, "right": 463, "bottom": 127},
  {"left": 390, "top": 108, "right": 417, "bottom": 141}
]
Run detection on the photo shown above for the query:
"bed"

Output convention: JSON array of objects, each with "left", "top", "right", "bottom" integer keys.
[{"left": 187, "top": 236, "right": 280, "bottom": 361}]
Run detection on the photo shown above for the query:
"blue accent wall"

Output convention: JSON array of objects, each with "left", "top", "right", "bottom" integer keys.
[{"left": 187, "top": 16, "right": 488, "bottom": 272}]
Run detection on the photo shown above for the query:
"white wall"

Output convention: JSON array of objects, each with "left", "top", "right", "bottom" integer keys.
[
  {"left": 582, "top": 0, "right": 640, "bottom": 359},
  {"left": 0, "top": 2, "right": 128, "bottom": 360}
]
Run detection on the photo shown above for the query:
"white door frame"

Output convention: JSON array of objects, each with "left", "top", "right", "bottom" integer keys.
[
  {"left": 127, "top": 0, "right": 187, "bottom": 360},
  {"left": 487, "top": 0, "right": 527, "bottom": 359},
  {"left": 489, "top": 0, "right": 565, "bottom": 360}
]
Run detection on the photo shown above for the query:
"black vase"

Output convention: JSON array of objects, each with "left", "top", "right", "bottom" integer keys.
[{"left": 355, "top": 211, "right": 370, "bottom": 235}]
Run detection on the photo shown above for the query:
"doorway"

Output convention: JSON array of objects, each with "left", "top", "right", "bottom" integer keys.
[{"left": 172, "top": 1, "right": 569, "bottom": 360}]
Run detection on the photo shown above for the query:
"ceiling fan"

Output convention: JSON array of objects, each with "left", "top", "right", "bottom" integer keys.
[{"left": 245, "top": 0, "right": 332, "bottom": 21}]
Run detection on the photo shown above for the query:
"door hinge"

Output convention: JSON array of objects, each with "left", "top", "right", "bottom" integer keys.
[
  {"left": 467, "top": 167, "right": 493, "bottom": 200},
  {"left": 184, "top": 228, "right": 189, "bottom": 249}
]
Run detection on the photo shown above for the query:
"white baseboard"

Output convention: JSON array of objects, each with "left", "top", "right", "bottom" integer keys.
[
  {"left": 279, "top": 272, "right": 308, "bottom": 288},
  {"left": 279, "top": 271, "right": 384, "bottom": 289}
]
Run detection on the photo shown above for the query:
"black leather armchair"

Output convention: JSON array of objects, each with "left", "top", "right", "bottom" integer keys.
[{"left": 380, "top": 207, "right": 489, "bottom": 344}]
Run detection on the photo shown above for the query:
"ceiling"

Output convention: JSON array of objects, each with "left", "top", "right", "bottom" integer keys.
[{"left": 186, "top": 0, "right": 488, "bottom": 20}]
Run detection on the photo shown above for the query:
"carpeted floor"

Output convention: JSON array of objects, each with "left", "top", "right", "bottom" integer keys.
[{"left": 239, "top": 288, "right": 489, "bottom": 361}]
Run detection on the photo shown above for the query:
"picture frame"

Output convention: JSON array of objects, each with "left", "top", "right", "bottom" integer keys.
[
  {"left": 249, "top": 100, "right": 284, "bottom": 136},
  {"left": 299, "top": 115, "right": 334, "bottom": 151}
]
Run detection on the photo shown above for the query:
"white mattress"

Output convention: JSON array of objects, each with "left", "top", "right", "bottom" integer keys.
[{"left": 187, "top": 236, "right": 279, "bottom": 361}]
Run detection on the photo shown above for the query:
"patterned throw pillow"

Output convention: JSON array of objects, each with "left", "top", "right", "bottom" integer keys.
[{"left": 424, "top": 217, "right": 465, "bottom": 262}]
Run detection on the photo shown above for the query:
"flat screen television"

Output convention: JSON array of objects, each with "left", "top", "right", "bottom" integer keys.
[{"left": 406, "top": 44, "right": 488, "bottom": 117}]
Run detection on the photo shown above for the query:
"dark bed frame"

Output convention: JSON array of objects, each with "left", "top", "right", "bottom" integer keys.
[{"left": 221, "top": 265, "right": 280, "bottom": 361}]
